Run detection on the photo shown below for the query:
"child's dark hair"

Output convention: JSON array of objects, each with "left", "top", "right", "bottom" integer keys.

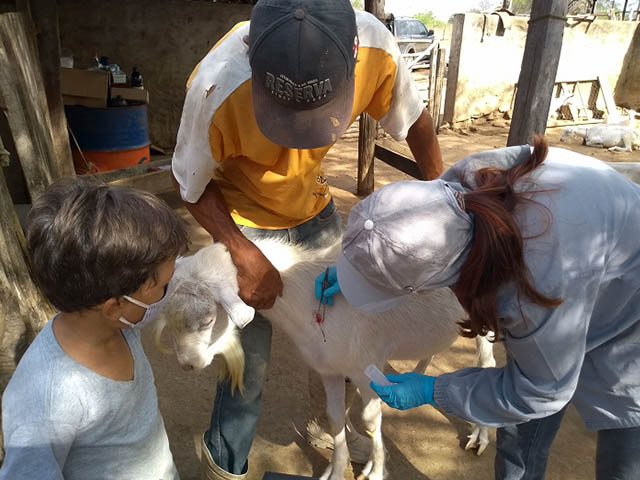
[
  {"left": 26, "top": 176, "right": 189, "bottom": 312},
  {"left": 456, "top": 136, "right": 563, "bottom": 339}
]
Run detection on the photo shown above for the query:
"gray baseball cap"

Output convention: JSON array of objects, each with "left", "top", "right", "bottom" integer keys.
[
  {"left": 337, "top": 180, "right": 474, "bottom": 312},
  {"left": 249, "top": 0, "right": 358, "bottom": 149}
]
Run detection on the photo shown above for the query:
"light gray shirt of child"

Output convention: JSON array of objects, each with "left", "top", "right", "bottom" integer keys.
[
  {"left": 435, "top": 146, "right": 640, "bottom": 431},
  {"left": 0, "top": 319, "right": 179, "bottom": 480}
]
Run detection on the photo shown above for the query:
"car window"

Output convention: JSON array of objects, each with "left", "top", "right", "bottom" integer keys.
[
  {"left": 410, "top": 20, "right": 428, "bottom": 37},
  {"left": 396, "top": 20, "right": 410, "bottom": 37}
]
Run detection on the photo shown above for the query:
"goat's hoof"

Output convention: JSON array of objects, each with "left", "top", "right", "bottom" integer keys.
[
  {"left": 356, "top": 459, "right": 384, "bottom": 480},
  {"left": 465, "top": 425, "right": 490, "bottom": 456},
  {"left": 307, "top": 420, "right": 372, "bottom": 464},
  {"left": 320, "top": 463, "right": 346, "bottom": 480}
]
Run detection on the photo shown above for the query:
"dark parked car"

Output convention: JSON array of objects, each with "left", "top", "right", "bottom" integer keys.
[{"left": 385, "top": 15, "right": 435, "bottom": 55}]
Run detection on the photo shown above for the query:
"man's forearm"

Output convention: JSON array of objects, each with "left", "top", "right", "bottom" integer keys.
[
  {"left": 171, "top": 174, "right": 249, "bottom": 252},
  {"left": 405, "top": 109, "right": 443, "bottom": 180}
]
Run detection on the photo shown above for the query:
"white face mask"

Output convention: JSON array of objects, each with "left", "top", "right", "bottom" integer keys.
[{"left": 119, "top": 285, "right": 169, "bottom": 330}]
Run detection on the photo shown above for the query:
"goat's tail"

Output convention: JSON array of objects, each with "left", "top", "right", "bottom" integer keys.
[{"left": 216, "top": 333, "right": 246, "bottom": 397}]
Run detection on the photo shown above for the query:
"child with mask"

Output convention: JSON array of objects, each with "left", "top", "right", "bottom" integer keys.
[{"left": 0, "top": 177, "right": 188, "bottom": 479}]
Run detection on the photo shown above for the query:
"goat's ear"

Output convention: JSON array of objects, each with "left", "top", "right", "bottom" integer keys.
[{"left": 217, "top": 284, "right": 255, "bottom": 329}]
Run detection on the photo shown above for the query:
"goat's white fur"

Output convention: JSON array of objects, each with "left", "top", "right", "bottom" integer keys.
[
  {"left": 560, "top": 125, "right": 640, "bottom": 152},
  {"left": 157, "top": 239, "right": 495, "bottom": 479}
]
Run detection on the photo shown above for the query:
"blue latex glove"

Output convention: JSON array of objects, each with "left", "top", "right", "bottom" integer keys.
[
  {"left": 314, "top": 266, "right": 340, "bottom": 306},
  {"left": 370, "top": 373, "right": 437, "bottom": 411}
]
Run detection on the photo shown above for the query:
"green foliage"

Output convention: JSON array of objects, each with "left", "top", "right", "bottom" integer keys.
[
  {"left": 413, "top": 12, "right": 447, "bottom": 29},
  {"left": 511, "top": 0, "right": 533, "bottom": 14},
  {"left": 350, "top": 0, "right": 364, "bottom": 11}
]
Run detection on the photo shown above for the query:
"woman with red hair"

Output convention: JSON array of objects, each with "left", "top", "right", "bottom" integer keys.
[{"left": 318, "top": 138, "right": 640, "bottom": 480}]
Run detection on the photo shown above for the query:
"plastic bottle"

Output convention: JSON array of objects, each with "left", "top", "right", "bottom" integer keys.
[{"left": 131, "top": 67, "right": 143, "bottom": 88}]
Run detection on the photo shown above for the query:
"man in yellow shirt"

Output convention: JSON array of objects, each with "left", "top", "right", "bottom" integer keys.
[{"left": 172, "top": 0, "right": 443, "bottom": 478}]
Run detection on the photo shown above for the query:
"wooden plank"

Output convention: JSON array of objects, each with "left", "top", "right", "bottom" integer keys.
[
  {"left": 432, "top": 47, "right": 447, "bottom": 132},
  {"left": 0, "top": 12, "right": 56, "bottom": 199},
  {"left": 374, "top": 139, "right": 422, "bottom": 180},
  {"left": 507, "top": 0, "right": 568, "bottom": 146},
  {"left": 108, "top": 169, "right": 174, "bottom": 196},
  {"left": 95, "top": 156, "right": 172, "bottom": 184},
  {"left": 597, "top": 75, "right": 617, "bottom": 117},
  {"left": 428, "top": 46, "right": 438, "bottom": 118},
  {"left": 27, "top": 0, "right": 74, "bottom": 178}
]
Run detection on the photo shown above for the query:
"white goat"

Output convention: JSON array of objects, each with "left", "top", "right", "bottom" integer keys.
[
  {"left": 560, "top": 125, "right": 640, "bottom": 152},
  {"left": 156, "top": 239, "right": 495, "bottom": 480},
  {"left": 606, "top": 109, "right": 637, "bottom": 128}
]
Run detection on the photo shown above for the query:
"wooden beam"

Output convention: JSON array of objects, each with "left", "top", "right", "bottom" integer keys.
[
  {"left": 358, "top": 0, "right": 385, "bottom": 196},
  {"left": 27, "top": 0, "right": 74, "bottom": 178},
  {"left": 507, "top": 0, "right": 568, "bottom": 146},
  {"left": 374, "top": 138, "right": 422, "bottom": 180},
  {"left": 107, "top": 169, "right": 174, "bottom": 196},
  {"left": 0, "top": 12, "right": 57, "bottom": 199}
]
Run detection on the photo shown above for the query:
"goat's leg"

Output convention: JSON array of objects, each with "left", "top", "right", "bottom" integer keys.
[
  {"left": 319, "top": 374, "right": 349, "bottom": 480},
  {"left": 465, "top": 333, "right": 495, "bottom": 456},
  {"left": 351, "top": 376, "right": 385, "bottom": 480},
  {"left": 412, "top": 356, "right": 433, "bottom": 374}
]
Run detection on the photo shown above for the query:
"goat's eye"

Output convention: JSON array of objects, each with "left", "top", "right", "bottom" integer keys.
[{"left": 196, "top": 317, "right": 215, "bottom": 331}]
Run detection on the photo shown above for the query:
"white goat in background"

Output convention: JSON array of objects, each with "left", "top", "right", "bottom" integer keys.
[
  {"left": 560, "top": 125, "right": 639, "bottom": 152},
  {"left": 156, "top": 239, "right": 495, "bottom": 480}
]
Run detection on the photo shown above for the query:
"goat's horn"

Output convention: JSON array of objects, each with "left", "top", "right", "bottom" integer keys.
[{"left": 153, "top": 317, "right": 173, "bottom": 355}]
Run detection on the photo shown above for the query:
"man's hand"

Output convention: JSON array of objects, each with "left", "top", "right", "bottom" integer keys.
[
  {"left": 230, "top": 242, "right": 284, "bottom": 310},
  {"left": 370, "top": 373, "right": 437, "bottom": 411}
]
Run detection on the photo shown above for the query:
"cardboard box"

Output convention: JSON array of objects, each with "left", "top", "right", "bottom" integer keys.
[
  {"left": 110, "top": 86, "right": 149, "bottom": 104},
  {"left": 61, "top": 68, "right": 109, "bottom": 108}
]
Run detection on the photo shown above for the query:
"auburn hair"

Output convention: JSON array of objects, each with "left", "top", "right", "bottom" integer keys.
[{"left": 456, "top": 136, "right": 563, "bottom": 340}]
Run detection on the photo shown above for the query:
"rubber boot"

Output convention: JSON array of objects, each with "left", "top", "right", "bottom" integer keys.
[{"left": 197, "top": 434, "right": 247, "bottom": 480}]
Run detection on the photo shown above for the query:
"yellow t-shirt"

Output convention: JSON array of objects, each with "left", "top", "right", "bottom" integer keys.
[{"left": 172, "top": 11, "right": 423, "bottom": 229}]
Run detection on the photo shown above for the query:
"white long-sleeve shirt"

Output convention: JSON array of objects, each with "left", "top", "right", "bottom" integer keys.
[{"left": 0, "top": 319, "right": 179, "bottom": 479}]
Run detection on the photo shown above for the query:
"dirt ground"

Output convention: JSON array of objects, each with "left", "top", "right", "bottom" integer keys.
[{"left": 142, "top": 125, "right": 638, "bottom": 480}]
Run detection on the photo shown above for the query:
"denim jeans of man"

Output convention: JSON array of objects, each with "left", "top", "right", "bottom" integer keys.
[
  {"left": 204, "top": 199, "right": 344, "bottom": 475},
  {"left": 495, "top": 406, "right": 640, "bottom": 480}
]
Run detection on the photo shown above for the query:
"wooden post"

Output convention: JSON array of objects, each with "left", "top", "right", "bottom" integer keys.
[
  {"left": 357, "top": 0, "right": 385, "bottom": 196},
  {"left": 0, "top": 12, "right": 58, "bottom": 199},
  {"left": 0, "top": 167, "right": 54, "bottom": 461},
  {"left": 507, "top": 0, "right": 568, "bottom": 146},
  {"left": 428, "top": 46, "right": 439, "bottom": 120},
  {"left": 26, "top": 0, "right": 75, "bottom": 178},
  {"left": 443, "top": 14, "right": 465, "bottom": 126},
  {"left": 357, "top": 115, "right": 376, "bottom": 195},
  {"left": 432, "top": 47, "right": 446, "bottom": 133}
]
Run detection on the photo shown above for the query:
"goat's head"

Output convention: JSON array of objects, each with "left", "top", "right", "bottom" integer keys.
[
  {"left": 154, "top": 252, "right": 255, "bottom": 394},
  {"left": 560, "top": 127, "right": 576, "bottom": 143}
]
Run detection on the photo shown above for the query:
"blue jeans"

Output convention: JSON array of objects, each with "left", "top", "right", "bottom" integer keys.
[
  {"left": 495, "top": 407, "right": 640, "bottom": 480},
  {"left": 204, "top": 199, "right": 344, "bottom": 475}
]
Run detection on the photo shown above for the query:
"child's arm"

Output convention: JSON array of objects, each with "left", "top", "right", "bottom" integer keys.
[{"left": 0, "top": 421, "right": 75, "bottom": 479}]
